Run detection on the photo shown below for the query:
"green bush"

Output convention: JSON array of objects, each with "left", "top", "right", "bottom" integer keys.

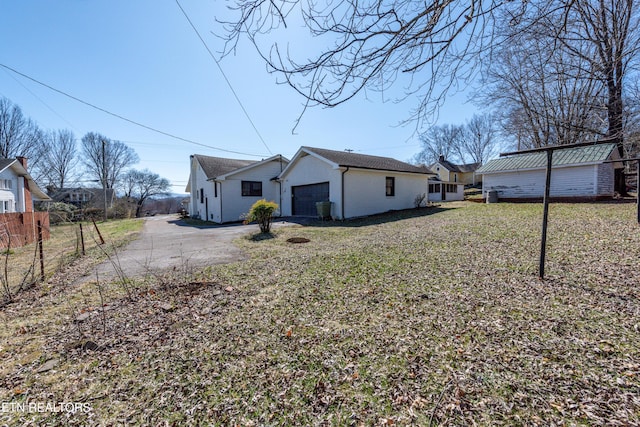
[{"left": 244, "top": 199, "right": 279, "bottom": 233}]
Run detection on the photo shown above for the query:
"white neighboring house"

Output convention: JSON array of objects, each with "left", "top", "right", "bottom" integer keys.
[
  {"left": 278, "top": 146, "right": 434, "bottom": 219},
  {"left": 476, "top": 143, "right": 622, "bottom": 200},
  {"left": 0, "top": 157, "right": 50, "bottom": 213},
  {"left": 186, "top": 154, "right": 289, "bottom": 223},
  {"left": 426, "top": 178, "right": 465, "bottom": 202}
]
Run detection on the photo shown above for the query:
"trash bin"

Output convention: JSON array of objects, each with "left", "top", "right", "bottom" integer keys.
[
  {"left": 316, "top": 201, "right": 332, "bottom": 218},
  {"left": 486, "top": 190, "right": 499, "bottom": 204}
]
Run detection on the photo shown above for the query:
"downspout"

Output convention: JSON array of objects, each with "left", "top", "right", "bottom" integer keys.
[
  {"left": 341, "top": 166, "right": 349, "bottom": 220},
  {"left": 218, "top": 180, "right": 222, "bottom": 223}
]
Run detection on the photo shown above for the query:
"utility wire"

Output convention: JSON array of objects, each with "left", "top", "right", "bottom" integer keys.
[
  {"left": 1, "top": 66, "right": 78, "bottom": 132},
  {"left": 175, "top": 0, "right": 273, "bottom": 156},
  {"left": 0, "top": 62, "right": 268, "bottom": 158}
]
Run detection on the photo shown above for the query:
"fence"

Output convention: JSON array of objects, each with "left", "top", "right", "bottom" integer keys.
[{"left": 0, "top": 212, "right": 51, "bottom": 249}]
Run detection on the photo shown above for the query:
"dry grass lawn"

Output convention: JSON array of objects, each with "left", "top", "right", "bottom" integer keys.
[{"left": 0, "top": 202, "right": 638, "bottom": 426}]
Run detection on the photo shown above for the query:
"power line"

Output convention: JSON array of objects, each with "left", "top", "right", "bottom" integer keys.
[
  {"left": 0, "top": 62, "right": 268, "bottom": 158},
  {"left": 175, "top": 0, "right": 273, "bottom": 156},
  {"left": 1, "top": 66, "right": 78, "bottom": 131}
]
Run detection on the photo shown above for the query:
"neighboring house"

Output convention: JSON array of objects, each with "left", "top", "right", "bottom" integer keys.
[
  {"left": 0, "top": 157, "right": 50, "bottom": 213},
  {"left": 48, "top": 187, "right": 116, "bottom": 210},
  {"left": 277, "top": 146, "right": 434, "bottom": 219},
  {"left": 426, "top": 178, "right": 465, "bottom": 202},
  {"left": 428, "top": 155, "right": 481, "bottom": 185},
  {"left": 186, "top": 154, "right": 289, "bottom": 223},
  {"left": 0, "top": 157, "right": 51, "bottom": 248},
  {"left": 476, "top": 143, "right": 622, "bottom": 200}
]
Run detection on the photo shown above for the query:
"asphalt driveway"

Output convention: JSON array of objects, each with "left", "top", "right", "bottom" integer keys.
[{"left": 78, "top": 214, "right": 301, "bottom": 282}]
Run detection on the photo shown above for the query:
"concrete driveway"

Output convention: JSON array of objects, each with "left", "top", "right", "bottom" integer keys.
[{"left": 79, "top": 214, "right": 301, "bottom": 282}]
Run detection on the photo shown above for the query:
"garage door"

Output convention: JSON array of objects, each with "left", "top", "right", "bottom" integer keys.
[{"left": 292, "top": 182, "right": 329, "bottom": 216}]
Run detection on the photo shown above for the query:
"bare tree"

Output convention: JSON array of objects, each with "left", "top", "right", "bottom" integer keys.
[
  {"left": 460, "top": 114, "right": 499, "bottom": 165},
  {"left": 81, "top": 132, "right": 139, "bottom": 189},
  {"left": 479, "top": 21, "right": 606, "bottom": 150},
  {"left": 40, "top": 129, "right": 78, "bottom": 189},
  {"left": 412, "top": 123, "right": 463, "bottom": 165},
  {"left": 121, "top": 169, "right": 171, "bottom": 217},
  {"left": 220, "top": 0, "right": 514, "bottom": 130},
  {"left": 0, "top": 97, "right": 44, "bottom": 171}
]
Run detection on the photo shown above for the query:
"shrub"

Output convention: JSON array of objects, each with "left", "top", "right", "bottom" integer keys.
[
  {"left": 414, "top": 193, "right": 427, "bottom": 208},
  {"left": 244, "top": 199, "right": 279, "bottom": 233}
]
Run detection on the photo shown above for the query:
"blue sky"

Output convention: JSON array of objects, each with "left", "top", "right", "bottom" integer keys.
[{"left": 0, "top": 1, "right": 478, "bottom": 194}]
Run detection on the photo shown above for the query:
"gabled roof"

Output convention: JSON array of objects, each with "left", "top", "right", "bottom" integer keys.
[
  {"left": 431, "top": 158, "right": 480, "bottom": 173},
  {"left": 282, "top": 146, "right": 433, "bottom": 176},
  {"left": 0, "top": 158, "right": 51, "bottom": 200},
  {"left": 476, "top": 143, "right": 619, "bottom": 174},
  {"left": 48, "top": 187, "right": 115, "bottom": 203},
  {"left": 193, "top": 154, "right": 258, "bottom": 180},
  {"left": 215, "top": 154, "right": 289, "bottom": 180}
]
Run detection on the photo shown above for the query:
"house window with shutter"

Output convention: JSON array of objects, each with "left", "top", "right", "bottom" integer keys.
[
  {"left": 200, "top": 188, "right": 204, "bottom": 203},
  {"left": 385, "top": 177, "right": 395, "bottom": 197},
  {"left": 242, "top": 181, "right": 262, "bottom": 197}
]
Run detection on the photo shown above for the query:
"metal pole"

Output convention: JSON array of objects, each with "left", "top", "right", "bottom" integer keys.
[
  {"left": 102, "top": 139, "right": 108, "bottom": 222},
  {"left": 539, "top": 149, "right": 553, "bottom": 280}
]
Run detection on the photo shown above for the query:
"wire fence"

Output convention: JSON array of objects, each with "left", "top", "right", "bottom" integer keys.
[{"left": 0, "top": 215, "right": 134, "bottom": 303}]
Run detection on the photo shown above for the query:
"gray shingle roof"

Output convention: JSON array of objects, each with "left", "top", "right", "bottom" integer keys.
[
  {"left": 303, "top": 146, "right": 431, "bottom": 174},
  {"left": 476, "top": 143, "right": 618, "bottom": 174},
  {"left": 0, "top": 158, "right": 16, "bottom": 172},
  {"left": 194, "top": 155, "right": 258, "bottom": 179},
  {"left": 429, "top": 159, "right": 480, "bottom": 173}
]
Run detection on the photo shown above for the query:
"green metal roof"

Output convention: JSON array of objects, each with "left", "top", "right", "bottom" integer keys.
[{"left": 476, "top": 143, "right": 618, "bottom": 174}]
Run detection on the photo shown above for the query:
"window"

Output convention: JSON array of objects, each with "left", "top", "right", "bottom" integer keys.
[
  {"left": 446, "top": 184, "right": 457, "bottom": 193},
  {"left": 242, "top": 181, "right": 262, "bottom": 197},
  {"left": 385, "top": 177, "right": 395, "bottom": 196},
  {"left": 0, "top": 179, "right": 12, "bottom": 189},
  {"left": 454, "top": 173, "right": 458, "bottom": 182},
  {"left": 1, "top": 201, "right": 9, "bottom": 213},
  {"left": 200, "top": 188, "right": 204, "bottom": 203},
  {"left": 214, "top": 182, "right": 218, "bottom": 198},
  {"left": 428, "top": 183, "right": 441, "bottom": 193}
]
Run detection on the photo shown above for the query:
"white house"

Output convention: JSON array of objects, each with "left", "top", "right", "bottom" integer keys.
[
  {"left": 476, "top": 143, "right": 622, "bottom": 200},
  {"left": 428, "top": 155, "right": 481, "bottom": 185},
  {"left": 0, "top": 157, "right": 50, "bottom": 213},
  {"left": 426, "top": 178, "right": 465, "bottom": 202},
  {"left": 186, "top": 154, "right": 289, "bottom": 223},
  {"left": 277, "top": 147, "right": 434, "bottom": 219}
]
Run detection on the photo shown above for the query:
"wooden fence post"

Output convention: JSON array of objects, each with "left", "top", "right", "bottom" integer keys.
[{"left": 37, "top": 221, "right": 44, "bottom": 282}]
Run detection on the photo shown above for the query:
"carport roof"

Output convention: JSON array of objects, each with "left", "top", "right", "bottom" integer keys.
[
  {"left": 476, "top": 143, "right": 619, "bottom": 174},
  {"left": 300, "top": 146, "right": 433, "bottom": 174}
]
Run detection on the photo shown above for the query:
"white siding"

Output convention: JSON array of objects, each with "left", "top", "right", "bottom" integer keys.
[
  {"left": 219, "top": 159, "right": 284, "bottom": 223},
  {"left": 482, "top": 165, "right": 600, "bottom": 198},
  {"left": 427, "top": 183, "right": 464, "bottom": 202},
  {"left": 189, "top": 157, "right": 218, "bottom": 221},
  {"left": 280, "top": 154, "right": 343, "bottom": 218},
  {"left": 0, "top": 169, "right": 18, "bottom": 212},
  {"left": 343, "top": 170, "right": 428, "bottom": 218}
]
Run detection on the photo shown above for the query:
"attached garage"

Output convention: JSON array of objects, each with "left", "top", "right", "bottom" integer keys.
[
  {"left": 278, "top": 146, "right": 434, "bottom": 219},
  {"left": 292, "top": 182, "right": 329, "bottom": 216}
]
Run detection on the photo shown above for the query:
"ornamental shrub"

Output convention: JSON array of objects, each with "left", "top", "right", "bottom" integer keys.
[{"left": 244, "top": 199, "right": 279, "bottom": 233}]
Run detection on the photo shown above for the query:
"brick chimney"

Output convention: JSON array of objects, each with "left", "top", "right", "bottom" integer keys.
[{"left": 16, "top": 156, "right": 33, "bottom": 213}]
